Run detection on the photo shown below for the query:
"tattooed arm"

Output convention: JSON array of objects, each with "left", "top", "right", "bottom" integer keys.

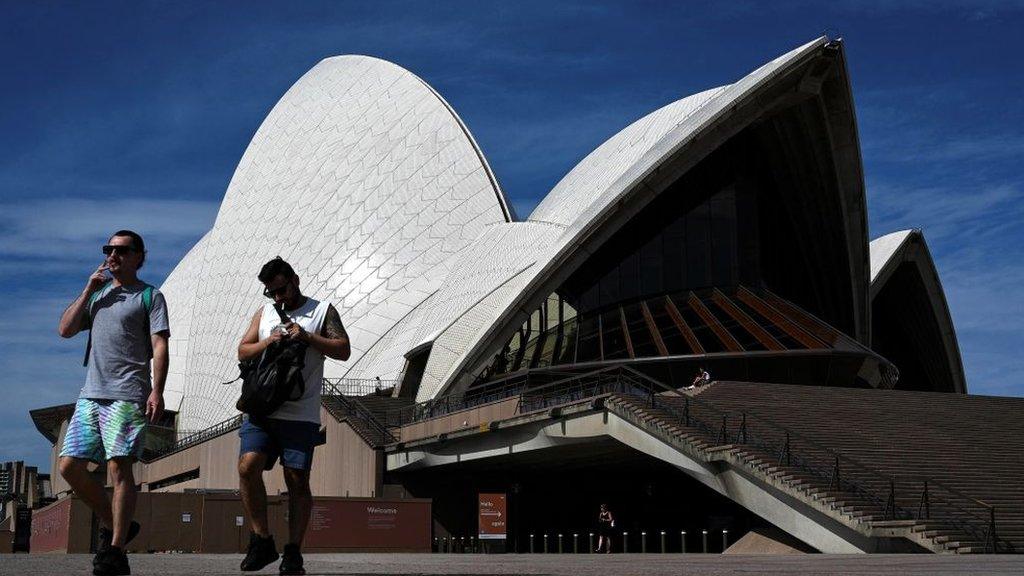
[{"left": 302, "top": 304, "right": 350, "bottom": 360}]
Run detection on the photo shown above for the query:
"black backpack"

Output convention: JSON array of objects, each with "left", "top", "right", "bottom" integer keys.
[{"left": 234, "top": 304, "right": 309, "bottom": 419}]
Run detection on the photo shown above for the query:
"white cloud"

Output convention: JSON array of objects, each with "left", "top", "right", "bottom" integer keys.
[{"left": 0, "top": 197, "right": 217, "bottom": 261}]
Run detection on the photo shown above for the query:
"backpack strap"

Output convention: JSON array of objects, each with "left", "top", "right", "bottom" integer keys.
[
  {"left": 142, "top": 284, "right": 154, "bottom": 359},
  {"left": 82, "top": 282, "right": 156, "bottom": 366},
  {"left": 82, "top": 281, "right": 112, "bottom": 367}
]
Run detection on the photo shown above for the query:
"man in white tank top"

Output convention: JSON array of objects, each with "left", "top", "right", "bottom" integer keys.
[{"left": 236, "top": 257, "right": 350, "bottom": 575}]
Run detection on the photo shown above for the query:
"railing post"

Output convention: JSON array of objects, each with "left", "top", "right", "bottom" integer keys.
[
  {"left": 778, "top": 431, "right": 791, "bottom": 466},
  {"left": 828, "top": 456, "right": 840, "bottom": 490},
  {"left": 917, "top": 479, "right": 930, "bottom": 520},
  {"left": 738, "top": 413, "right": 747, "bottom": 444},
  {"left": 684, "top": 398, "right": 691, "bottom": 427},
  {"left": 885, "top": 476, "right": 896, "bottom": 520},
  {"left": 988, "top": 507, "right": 997, "bottom": 553},
  {"left": 718, "top": 415, "right": 728, "bottom": 445}
]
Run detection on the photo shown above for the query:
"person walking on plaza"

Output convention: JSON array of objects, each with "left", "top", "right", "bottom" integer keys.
[
  {"left": 597, "top": 503, "right": 615, "bottom": 553},
  {"left": 236, "top": 257, "right": 350, "bottom": 575},
  {"left": 57, "top": 230, "right": 170, "bottom": 576}
]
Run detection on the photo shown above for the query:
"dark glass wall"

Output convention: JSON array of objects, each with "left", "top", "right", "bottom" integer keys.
[{"left": 561, "top": 138, "right": 760, "bottom": 316}]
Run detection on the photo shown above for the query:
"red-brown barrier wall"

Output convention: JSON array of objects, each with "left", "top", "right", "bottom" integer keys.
[
  {"left": 30, "top": 494, "right": 430, "bottom": 553},
  {"left": 305, "top": 497, "right": 432, "bottom": 552},
  {"left": 30, "top": 498, "right": 92, "bottom": 554}
]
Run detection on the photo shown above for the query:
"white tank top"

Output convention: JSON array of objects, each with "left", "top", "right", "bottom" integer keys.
[{"left": 257, "top": 297, "right": 329, "bottom": 424}]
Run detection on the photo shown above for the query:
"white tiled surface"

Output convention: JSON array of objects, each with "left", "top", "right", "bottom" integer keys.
[
  {"left": 430, "top": 38, "right": 829, "bottom": 397},
  {"left": 529, "top": 87, "right": 725, "bottom": 226},
  {"left": 163, "top": 56, "right": 511, "bottom": 430},
  {"left": 167, "top": 39, "right": 845, "bottom": 423},
  {"left": 870, "top": 229, "right": 914, "bottom": 282},
  {"left": 411, "top": 222, "right": 565, "bottom": 401},
  {"left": 158, "top": 232, "right": 210, "bottom": 413}
]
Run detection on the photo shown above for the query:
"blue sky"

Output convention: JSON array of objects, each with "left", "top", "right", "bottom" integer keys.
[{"left": 1, "top": 1, "right": 1022, "bottom": 472}]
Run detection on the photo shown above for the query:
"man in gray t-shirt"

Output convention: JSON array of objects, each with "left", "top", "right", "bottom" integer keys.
[{"left": 56, "top": 230, "right": 170, "bottom": 576}]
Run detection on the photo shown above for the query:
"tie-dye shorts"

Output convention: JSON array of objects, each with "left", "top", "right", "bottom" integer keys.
[{"left": 59, "top": 398, "right": 148, "bottom": 463}]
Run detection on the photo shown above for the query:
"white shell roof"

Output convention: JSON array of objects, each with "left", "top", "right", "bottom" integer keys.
[
  {"left": 167, "top": 38, "right": 860, "bottom": 422},
  {"left": 422, "top": 37, "right": 831, "bottom": 398},
  {"left": 164, "top": 55, "right": 512, "bottom": 429},
  {"left": 869, "top": 229, "right": 915, "bottom": 283}
]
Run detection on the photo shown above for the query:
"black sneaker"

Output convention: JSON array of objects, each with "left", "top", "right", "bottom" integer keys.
[
  {"left": 97, "top": 521, "right": 141, "bottom": 551},
  {"left": 241, "top": 532, "right": 279, "bottom": 572},
  {"left": 279, "top": 543, "right": 305, "bottom": 575},
  {"left": 92, "top": 545, "right": 130, "bottom": 576}
]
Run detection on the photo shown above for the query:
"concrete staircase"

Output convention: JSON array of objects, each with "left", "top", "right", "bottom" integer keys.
[
  {"left": 321, "top": 394, "right": 411, "bottom": 448},
  {"left": 606, "top": 382, "right": 1021, "bottom": 554}
]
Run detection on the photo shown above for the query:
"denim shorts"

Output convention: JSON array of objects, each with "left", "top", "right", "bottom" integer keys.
[{"left": 238, "top": 417, "right": 321, "bottom": 471}]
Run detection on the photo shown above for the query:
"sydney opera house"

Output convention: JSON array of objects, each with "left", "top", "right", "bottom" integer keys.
[{"left": 27, "top": 37, "right": 1023, "bottom": 555}]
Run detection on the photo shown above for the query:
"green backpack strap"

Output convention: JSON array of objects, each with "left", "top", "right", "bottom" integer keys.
[
  {"left": 142, "top": 284, "right": 154, "bottom": 359},
  {"left": 82, "top": 282, "right": 155, "bottom": 366},
  {"left": 82, "top": 281, "right": 112, "bottom": 367}
]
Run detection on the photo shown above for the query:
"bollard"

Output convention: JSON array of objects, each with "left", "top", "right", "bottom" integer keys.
[
  {"left": 642, "top": 531, "right": 647, "bottom": 553},
  {"left": 681, "top": 530, "right": 687, "bottom": 554},
  {"left": 589, "top": 533, "right": 594, "bottom": 553},
  {"left": 543, "top": 533, "right": 548, "bottom": 554},
  {"left": 460, "top": 536, "right": 465, "bottom": 553},
  {"left": 623, "top": 531, "right": 628, "bottom": 554},
  {"left": 722, "top": 529, "right": 729, "bottom": 551},
  {"left": 702, "top": 530, "right": 708, "bottom": 553},
  {"left": 434, "top": 537, "right": 438, "bottom": 553},
  {"left": 573, "top": 533, "right": 579, "bottom": 554},
  {"left": 558, "top": 534, "right": 563, "bottom": 554},
  {"left": 529, "top": 534, "right": 534, "bottom": 554},
  {"left": 660, "top": 531, "right": 666, "bottom": 553}
]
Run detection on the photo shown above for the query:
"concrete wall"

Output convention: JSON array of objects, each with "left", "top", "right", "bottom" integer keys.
[
  {"left": 140, "top": 407, "right": 380, "bottom": 497},
  {"left": 397, "top": 397, "right": 519, "bottom": 443}
]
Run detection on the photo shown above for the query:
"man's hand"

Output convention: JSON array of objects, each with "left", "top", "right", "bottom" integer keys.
[
  {"left": 145, "top": 390, "right": 165, "bottom": 424},
  {"left": 86, "top": 262, "right": 109, "bottom": 293},
  {"left": 285, "top": 322, "right": 308, "bottom": 342},
  {"left": 267, "top": 327, "right": 286, "bottom": 345}
]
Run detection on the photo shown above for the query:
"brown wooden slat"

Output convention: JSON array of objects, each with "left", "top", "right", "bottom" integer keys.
[
  {"left": 761, "top": 288, "right": 840, "bottom": 345},
  {"left": 640, "top": 301, "right": 669, "bottom": 356},
  {"left": 663, "top": 296, "right": 704, "bottom": 354},
  {"left": 687, "top": 292, "right": 744, "bottom": 352},
  {"left": 711, "top": 289, "right": 785, "bottom": 351},
  {"left": 619, "top": 306, "right": 635, "bottom": 359},
  {"left": 736, "top": 286, "right": 826, "bottom": 349}
]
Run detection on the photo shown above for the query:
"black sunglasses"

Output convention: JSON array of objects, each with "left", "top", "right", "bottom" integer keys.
[
  {"left": 102, "top": 245, "right": 137, "bottom": 256},
  {"left": 263, "top": 281, "right": 292, "bottom": 299}
]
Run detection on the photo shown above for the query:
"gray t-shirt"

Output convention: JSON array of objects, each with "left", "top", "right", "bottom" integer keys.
[{"left": 80, "top": 282, "right": 170, "bottom": 403}]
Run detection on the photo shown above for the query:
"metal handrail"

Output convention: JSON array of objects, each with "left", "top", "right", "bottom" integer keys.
[
  {"left": 146, "top": 413, "right": 243, "bottom": 461},
  {"left": 608, "top": 371, "right": 1002, "bottom": 552},
  {"left": 384, "top": 366, "right": 637, "bottom": 429},
  {"left": 322, "top": 381, "right": 397, "bottom": 445},
  {"left": 323, "top": 377, "right": 398, "bottom": 397}
]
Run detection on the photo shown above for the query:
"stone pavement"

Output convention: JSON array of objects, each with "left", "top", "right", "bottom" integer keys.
[{"left": 2, "top": 554, "right": 1023, "bottom": 576}]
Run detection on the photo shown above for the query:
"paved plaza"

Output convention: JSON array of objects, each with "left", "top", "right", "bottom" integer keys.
[{"left": 2, "top": 554, "right": 1023, "bottom": 576}]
